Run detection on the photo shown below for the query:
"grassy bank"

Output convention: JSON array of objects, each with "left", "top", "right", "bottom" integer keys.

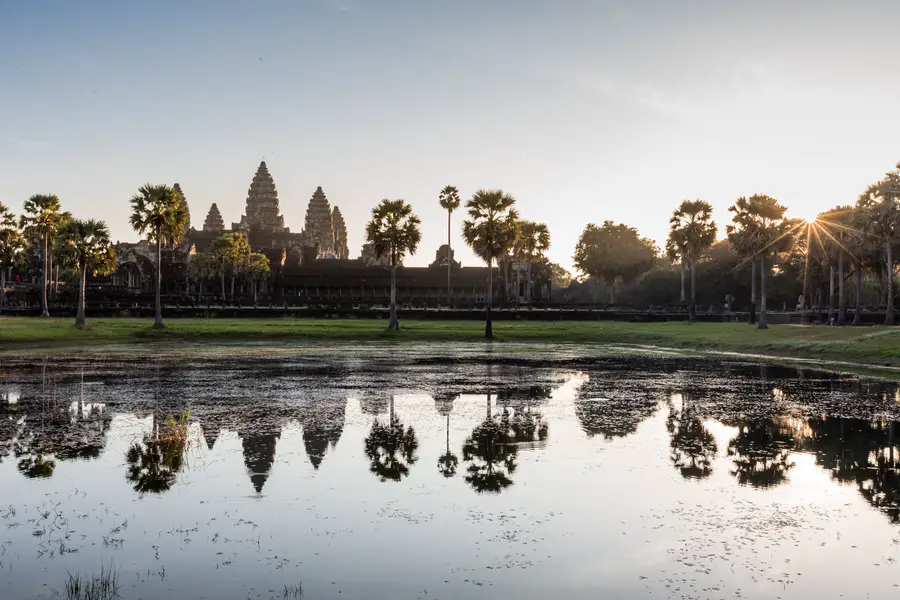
[{"left": 2, "top": 316, "right": 900, "bottom": 366}]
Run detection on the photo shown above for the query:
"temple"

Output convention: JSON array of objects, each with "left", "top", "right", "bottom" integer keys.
[{"left": 108, "top": 160, "right": 551, "bottom": 307}]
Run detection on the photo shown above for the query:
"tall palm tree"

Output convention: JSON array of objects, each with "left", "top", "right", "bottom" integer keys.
[
  {"left": 462, "top": 189, "right": 518, "bottom": 338},
  {"left": 56, "top": 219, "right": 117, "bottom": 328},
  {"left": 517, "top": 221, "right": 550, "bottom": 304},
  {"left": 665, "top": 237, "right": 688, "bottom": 305},
  {"left": 129, "top": 184, "right": 189, "bottom": 328},
  {"left": 20, "top": 194, "right": 69, "bottom": 318},
  {"left": 669, "top": 200, "right": 716, "bottom": 321},
  {"left": 0, "top": 203, "right": 27, "bottom": 313},
  {"left": 365, "top": 199, "right": 422, "bottom": 331},
  {"left": 438, "top": 185, "right": 461, "bottom": 305},
  {"left": 858, "top": 165, "right": 900, "bottom": 325},
  {"left": 728, "top": 194, "right": 790, "bottom": 329}
]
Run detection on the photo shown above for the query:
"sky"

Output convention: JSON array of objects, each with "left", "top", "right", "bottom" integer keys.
[{"left": 2, "top": 0, "right": 899, "bottom": 272}]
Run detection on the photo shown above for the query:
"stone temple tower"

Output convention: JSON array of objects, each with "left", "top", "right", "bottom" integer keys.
[
  {"left": 203, "top": 203, "right": 225, "bottom": 233},
  {"left": 332, "top": 207, "right": 349, "bottom": 259},
  {"left": 302, "top": 186, "right": 335, "bottom": 255},
  {"left": 173, "top": 183, "right": 190, "bottom": 238},
  {"left": 241, "top": 161, "right": 285, "bottom": 232}
]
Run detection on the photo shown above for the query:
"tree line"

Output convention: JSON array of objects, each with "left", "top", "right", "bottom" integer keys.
[
  {"left": 565, "top": 161, "right": 900, "bottom": 329},
  {"left": 3, "top": 160, "right": 899, "bottom": 333}
]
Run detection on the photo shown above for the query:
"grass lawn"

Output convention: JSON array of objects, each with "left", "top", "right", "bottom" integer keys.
[{"left": 2, "top": 316, "right": 900, "bottom": 367}]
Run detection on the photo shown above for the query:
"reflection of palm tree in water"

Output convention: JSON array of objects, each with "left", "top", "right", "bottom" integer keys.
[
  {"left": 435, "top": 393, "right": 457, "bottom": 477},
  {"left": 364, "top": 396, "right": 418, "bottom": 482},
  {"left": 438, "top": 413, "right": 458, "bottom": 477},
  {"left": 461, "top": 393, "right": 518, "bottom": 494},
  {"left": 666, "top": 393, "right": 717, "bottom": 480},
  {"left": 125, "top": 414, "right": 188, "bottom": 494},
  {"left": 727, "top": 420, "right": 795, "bottom": 488}
]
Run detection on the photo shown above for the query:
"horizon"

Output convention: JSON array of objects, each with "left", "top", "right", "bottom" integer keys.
[{"left": 3, "top": 1, "right": 900, "bottom": 272}]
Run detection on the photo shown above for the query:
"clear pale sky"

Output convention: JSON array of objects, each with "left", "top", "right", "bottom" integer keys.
[{"left": 2, "top": 0, "right": 899, "bottom": 272}]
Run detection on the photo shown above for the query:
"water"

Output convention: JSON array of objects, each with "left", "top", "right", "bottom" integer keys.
[{"left": 2, "top": 345, "right": 900, "bottom": 599}]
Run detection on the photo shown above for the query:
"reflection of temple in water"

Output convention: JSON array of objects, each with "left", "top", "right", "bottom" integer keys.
[
  {"left": 300, "top": 397, "right": 347, "bottom": 469},
  {"left": 240, "top": 428, "right": 281, "bottom": 493}
]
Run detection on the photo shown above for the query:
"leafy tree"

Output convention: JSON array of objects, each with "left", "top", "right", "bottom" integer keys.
[
  {"left": 365, "top": 199, "right": 422, "bottom": 331},
  {"left": 518, "top": 221, "right": 550, "bottom": 303},
  {"left": 20, "top": 195, "right": 70, "bottom": 317},
  {"left": 56, "top": 219, "right": 117, "bottom": 328},
  {"left": 438, "top": 185, "right": 461, "bottom": 304},
  {"left": 668, "top": 200, "right": 716, "bottom": 320},
  {"left": 572, "top": 221, "right": 656, "bottom": 304},
  {"left": 129, "top": 184, "right": 189, "bottom": 328},
  {"left": 247, "top": 252, "right": 271, "bottom": 305},
  {"left": 857, "top": 162, "right": 900, "bottom": 325},
  {"left": 0, "top": 203, "right": 27, "bottom": 312},
  {"left": 212, "top": 233, "right": 252, "bottom": 302},
  {"left": 548, "top": 262, "right": 572, "bottom": 289},
  {"left": 462, "top": 190, "right": 519, "bottom": 337},
  {"left": 186, "top": 251, "right": 217, "bottom": 302}
]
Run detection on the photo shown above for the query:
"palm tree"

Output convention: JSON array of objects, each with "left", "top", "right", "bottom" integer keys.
[
  {"left": 858, "top": 165, "right": 900, "bottom": 325},
  {"left": 0, "top": 203, "right": 27, "bottom": 313},
  {"left": 56, "top": 219, "right": 117, "bottom": 328},
  {"left": 247, "top": 252, "right": 270, "bottom": 305},
  {"left": 439, "top": 185, "right": 461, "bottom": 305},
  {"left": 129, "top": 184, "right": 189, "bottom": 328},
  {"left": 665, "top": 237, "right": 688, "bottom": 305},
  {"left": 20, "top": 195, "right": 69, "bottom": 318},
  {"left": 462, "top": 189, "right": 518, "bottom": 338},
  {"left": 669, "top": 200, "right": 716, "bottom": 321},
  {"left": 727, "top": 194, "right": 790, "bottom": 329},
  {"left": 363, "top": 396, "right": 419, "bottom": 482},
  {"left": 365, "top": 199, "right": 422, "bottom": 331},
  {"left": 518, "top": 221, "right": 550, "bottom": 304}
]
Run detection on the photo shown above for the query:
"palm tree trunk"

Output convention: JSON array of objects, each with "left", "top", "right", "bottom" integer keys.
[
  {"left": 680, "top": 260, "right": 686, "bottom": 304},
  {"left": 54, "top": 263, "right": 60, "bottom": 299},
  {"left": 689, "top": 260, "right": 697, "bottom": 322},
  {"left": 253, "top": 280, "right": 258, "bottom": 305},
  {"left": 446, "top": 210, "right": 452, "bottom": 306},
  {"left": 41, "top": 234, "right": 49, "bottom": 317},
  {"left": 486, "top": 258, "right": 493, "bottom": 338},
  {"left": 220, "top": 270, "right": 226, "bottom": 303},
  {"left": 76, "top": 262, "right": 87, "bottom": 328},
  {"left": 527, "top": 261, "right": 533, "bottom": 304},
  {"left": 886, "top": 241, "right": 895, "bottom": 325},
  {"left": 389, "top": 258, "right": 399, "bottom": 331},
  {"left": 49, "top": 253, "right": 54, "bottom": 301},
  {"left": 607, "top": 277, "right": 616, "bottom": 304},
  {"left": 154, "top": 235, "right": 164, "bottom": 328},
  {"left": 828, "top": 264, "right": 835, "bottom": 323},
  {"left": 1, "top": 267, "right": 5, "bottom": 314},
  {"left": 854, "top": 265, "right": 863, "bottom": 325},
  {"left": 758, "top": 254, "right": 768, "bottom": 329},
  {"left": 516, "top": 261, "right": 521, "bottom": 306},
  {"left": 749, "top": 257, "right": 757, "bottom": 325},
  {"left": 838, "top": 245, "right": 845, "bottom": 325},
  {"left": 230, "top": 274, "right": 236, "bottom": 303}
]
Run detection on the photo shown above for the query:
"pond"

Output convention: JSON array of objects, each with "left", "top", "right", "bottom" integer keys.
[{"left": 2, "top": 344, "right": 900, "bottom": 599}]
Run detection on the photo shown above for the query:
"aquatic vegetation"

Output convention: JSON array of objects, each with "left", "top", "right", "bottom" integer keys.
[{"left": 65, "top": 563, "right": 119, "bottom": 600}]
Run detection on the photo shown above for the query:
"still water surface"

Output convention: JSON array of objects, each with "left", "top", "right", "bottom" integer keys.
[{"left": 2, "top": 346, "right": 900, "bottom": 599}]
